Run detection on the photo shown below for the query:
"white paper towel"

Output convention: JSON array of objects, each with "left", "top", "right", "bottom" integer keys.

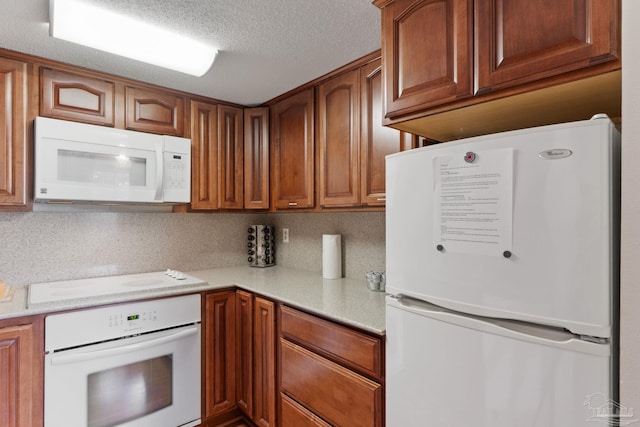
[{"left": 322, "top": 234, "right": 342, "bottom": 279}]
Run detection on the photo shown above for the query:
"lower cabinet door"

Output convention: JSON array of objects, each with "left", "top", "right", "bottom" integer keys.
[
  {"left": 280, "top": 338, "right": 383, "bottom": 427},
  {"left": 280, "top": 393, "right": 331, "bottom": 427}
]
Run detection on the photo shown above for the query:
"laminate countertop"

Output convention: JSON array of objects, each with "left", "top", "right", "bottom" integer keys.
[{"left": 0, "top": 266, "right": 387, "bottom": 334}]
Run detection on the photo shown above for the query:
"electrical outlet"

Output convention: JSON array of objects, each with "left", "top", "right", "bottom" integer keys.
[{"left": 283, "top": 228, "right": 289, "bottom": 243}]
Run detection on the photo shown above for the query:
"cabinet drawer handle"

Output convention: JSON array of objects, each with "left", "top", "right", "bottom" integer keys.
[
  {"left": 288, "top": 202, "right": 298, "bottom": 206},
  {"left": 377, "top": 198, "right": 386, "bottom": 202}
]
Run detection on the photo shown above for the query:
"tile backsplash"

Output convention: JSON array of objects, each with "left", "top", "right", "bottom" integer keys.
[{"left": 0, "top": 211, "right": 385, "bottom": 286}]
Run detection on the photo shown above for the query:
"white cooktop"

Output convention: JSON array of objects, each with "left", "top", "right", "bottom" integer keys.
[{"left": 28, "top": 270, "right": 205, "bottom": 307}]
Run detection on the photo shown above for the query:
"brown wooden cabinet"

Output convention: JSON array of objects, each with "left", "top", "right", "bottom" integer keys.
[
  {"left": 271, "top": 89, "right": 315, "bottom": 210},
  {"left": 0, "top": 316, "right": 44, "bottom": 427},
  {"left": 40, "top": 67, "right": 115, "bottom": 126},
  {"left": 317, "top": 59, "right": 414, "bottom": 209},
  {"left": 360, "top": 59, "right": 415, "bottom": 207},
  {"left": 279, "top": 305, "right": 384, "bottom": 427},
  {"left": 317, "top": 70, "right": 360, "bottom": 208},
  {"left": 0, "top": 57, "right": 29, "bottom": 209},
  {"left": 191, "top": 100, "right": 219, "bottom": 210},
  {"left": 125, "top": 86, "right": 185, "bottom": 136},
  {"left": 475, "top": 0, "right": 620, "bottom": 94},
  {"left": 236, "top": 291, "right": 276, "bottom": 427},
  {"left": 190, "top": 102, "right": 245, "bottom": 210},
  {"left": 244, "top": 107, "right": 270, "bottom": 209},
  {"left": 281, "top": 393, "right": 331, "bottom": 427},
  {"left": 203, "top": 291, "right": 237, "bottom": 424},
  {"left": 376, "top": 0, "right": 473, "bottom": 120},
  {"left": 375, "top": 0, "right": 621, "bottom": 140},
  {"left": 217, "top": 105, "right": 244, "bottom": 209}
]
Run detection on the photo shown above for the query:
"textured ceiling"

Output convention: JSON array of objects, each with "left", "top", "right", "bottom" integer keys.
[{"left": 0, "top": 0, "right": 381, "bottom": 106}]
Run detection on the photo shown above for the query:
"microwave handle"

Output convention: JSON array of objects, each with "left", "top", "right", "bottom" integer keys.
[
  {"left": 49, "top": 325, "right": 200, "bottom": 365},
  {"left": 154, "top": 145, "right": 164, "bottom": 201}
]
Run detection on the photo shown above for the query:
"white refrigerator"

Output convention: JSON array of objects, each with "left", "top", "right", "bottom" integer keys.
[{"left": 385, "top": 116, "right": 621, "bottom": 427}]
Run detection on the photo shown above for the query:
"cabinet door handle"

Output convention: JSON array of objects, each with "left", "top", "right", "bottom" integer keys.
[
  {"left": 377, "top": 197, "right": 386, "bottom": 202},
  {"left": 288, "top": 202, "right": 298, "bottom": 206}
]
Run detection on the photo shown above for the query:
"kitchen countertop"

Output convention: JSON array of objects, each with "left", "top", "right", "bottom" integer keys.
[{"left": 0, "top": 266, "right": 386, "bottom": 334}]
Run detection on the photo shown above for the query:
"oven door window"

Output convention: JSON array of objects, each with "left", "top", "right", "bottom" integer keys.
[{"left": 88, "top": 355, "right": 173, "bottom": 427}]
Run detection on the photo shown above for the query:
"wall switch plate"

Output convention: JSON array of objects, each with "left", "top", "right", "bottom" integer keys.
[{"left": 283, "top": 228, "right": 289, "bottom": 243}]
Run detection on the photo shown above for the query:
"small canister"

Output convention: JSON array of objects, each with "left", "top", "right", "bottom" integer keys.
[
  {"left": 366, "top": 271, "right": 386, "bottom": 292},
  {"left": 247, "top": 225, "right": 275, "bottom": 267}
]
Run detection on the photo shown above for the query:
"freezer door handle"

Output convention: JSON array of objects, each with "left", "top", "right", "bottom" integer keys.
[{"left": 387, "top": 296, "right": 610, "bottom": 357}]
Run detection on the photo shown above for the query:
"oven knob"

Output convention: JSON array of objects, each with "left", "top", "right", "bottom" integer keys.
[
  {"left": 248, "top": 242, "right": 254, "bottom": 248},
  {"left": 248, "top": 235, "right": 255, "bottom": 241},
  {"left": 248, "top": 227, "right": 255, "bottom": 233},
  {"left": 248, "top": 250, "right": 255, "bottom": 255},
  {"left": 248, "top": 256, "right": 253, "bottom": 263}
]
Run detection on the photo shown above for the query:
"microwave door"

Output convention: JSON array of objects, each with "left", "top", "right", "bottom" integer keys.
[{"left": 36, "top": 138, "right": 162, "bottom": 203}]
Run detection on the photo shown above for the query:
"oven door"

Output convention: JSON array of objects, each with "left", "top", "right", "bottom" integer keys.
[{"left": 44, "top": 324, "right": 201, "bottom": 427}]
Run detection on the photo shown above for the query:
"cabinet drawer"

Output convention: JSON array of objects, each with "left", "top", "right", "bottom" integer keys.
[
  {"left": 280, "top": 305, "right": 382, "bottom": 379},
  {"left": 280, "top": 338, "right": 382, "bottom": 427},
  {"left": 281, "top": 393, "right": 331, "bottom": 427}
]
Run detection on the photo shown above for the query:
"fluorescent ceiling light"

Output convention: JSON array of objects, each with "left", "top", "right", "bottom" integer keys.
[{"left": 49, "top": 0, "right": 217, "bottom": 76}]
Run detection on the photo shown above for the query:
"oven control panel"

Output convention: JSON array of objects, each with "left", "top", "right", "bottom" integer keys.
[
  {"left": 109, "top": 309, "right": 158, "bottom": 328},
  {"left": 45, "top": 294, "right": 201, "bottom": 352}
]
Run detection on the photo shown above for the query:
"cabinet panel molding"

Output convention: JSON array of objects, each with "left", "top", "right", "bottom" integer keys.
[
  {"left": 235, "top": 290, "right": 254, "bottom": 418},
  {"left": 190, "top": 100, "right": 218, "bottom": 210},
  {"left": 318, "top": 70, "right": 360, "bottom": 207},
  {"left": 203, "top": 292, "right": 237, "bottom": 418},
  {"left": 244, "top": 107, "right": 270, "bottom": 209},
  {"left": 380, "top": 0, "right": 473, "bottom": 119},
  {"left": 40, "top": 68, "right": 115, "bottom": 126},
  {"left": 280, "top": 393, "right": 331, "bottom": 427},
  {"left": 218, "top": 105, "right": 244, "bottom": 209},
  {"left": 0, "top": 57, "right": 28, "bottom": 208},
  {"left": 475, "top": 0, "right": 621, "bottom": 93},
  {"left": 360, "top": 59, "right": 405, "bottom": 206},
  {"left": 280, "top": 338, "right": 382, "bottom": 427},
  {"left": 253, "top": 297, "right": 276, "bottom": 427},
  {"left": 271, "top": 89, "right": 315, "bottom": 209},
  {"left": 125, "top": 86, "right": 184, "bottom": 135},
  {"left": 0, "top": 320, "right": 40, "bottom": 427}
]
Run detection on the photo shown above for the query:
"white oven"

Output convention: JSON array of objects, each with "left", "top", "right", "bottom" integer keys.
[{"left": 44, "top": 294, "right": 201, "bottom": 427}]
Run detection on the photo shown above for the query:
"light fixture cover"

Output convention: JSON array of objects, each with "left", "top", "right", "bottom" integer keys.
[{"left": 49, "top": 0, "right": 217, "bottom": 76}]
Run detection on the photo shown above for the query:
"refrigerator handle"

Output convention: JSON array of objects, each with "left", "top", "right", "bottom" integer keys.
[{"left": 387, "top": 296, "right": 610, "bottom": 357}]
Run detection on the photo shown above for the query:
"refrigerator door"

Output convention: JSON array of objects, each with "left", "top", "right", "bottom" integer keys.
[
  {"left": 386, "top": 296, "right": 613, "bottom": 427},
  {"left": 386, "top": 118, "right": 620, "bottom": 337}
]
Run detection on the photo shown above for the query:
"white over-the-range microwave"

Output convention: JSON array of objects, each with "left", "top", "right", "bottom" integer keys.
[{"left": 34, "top": 116, "right": 191, "bottom": 204}]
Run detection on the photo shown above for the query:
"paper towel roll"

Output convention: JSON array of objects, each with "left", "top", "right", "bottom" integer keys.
[{"left": 322, "top": 234, "right": 342, "bottom": 279}]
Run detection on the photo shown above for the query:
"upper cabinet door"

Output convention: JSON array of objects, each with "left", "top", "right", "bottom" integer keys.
[
  {"left": 475, "top": 0, "right": 620, "bottom": 94},
  {"left": 218, "top": 105, "right": 244, "bottom": 209},
  {"left": 40, "top": 68, "right": 115, "bottom": 126},
  {"left": 317, "top": 70, "right": 360, "bottom": 208},
  {"left": 190, "top": 100, "right": 218, "bottom": 210},
  {"left": 360, "top": 59, "right": 405, "bottom": 207},
  {"left": 125, "top": 86, "right": 184, "bottom": 136},
  {"left": 0, "top": 57, "right": 28, "bottom": 209},
  {"left": 244, "top": 107, "right": 270, "bottom": 210},
  {"left": 379, "top": 0, "right": 473, "bottom": 119},
  {"left": 271, "top": 89, "right": 315, "bottom": 210}
]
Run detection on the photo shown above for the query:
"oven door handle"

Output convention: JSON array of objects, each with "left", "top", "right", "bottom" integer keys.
[{"left": 49, "top": 325, "right": 199, "bottom": 366}]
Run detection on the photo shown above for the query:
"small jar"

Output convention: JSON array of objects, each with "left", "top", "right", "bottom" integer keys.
[{"left": 366, "top": 271, "right": 386, "bottom": 292}]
